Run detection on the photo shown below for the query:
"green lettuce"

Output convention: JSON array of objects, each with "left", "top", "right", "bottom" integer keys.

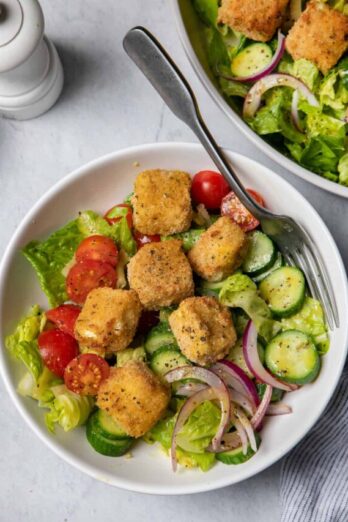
[
  {"left": 281, "top": 297, "right": 330, "bottom": 354},
  {"left": 18, "top": 367, "right": 61, "bottom": 402},
  {"left": 5, "top": 305, "right": 43, "bottom": 380},
  {"left": 219, "top": 274, "right": 281, "bottom": 341},
  {"left": 45, "top": 384, "right": 94, "bottom": 432},
  {"left": 279, "top": 57, "right": 320, "bottom": 91},
  {"left": 320, "top": 0, "right": 348, "bottom": 14},
  {"left": 145, "top": 401, "right": 220, "bottom": 471},
  {"left": 338, "top": 153, "right": 348, "bottom": 186},
  {"left": 161, "top": 229, "right": 204, "bottom": 252},
  {"left": 192, "top": 0, "right": 218, "bottom": 27},
  {"left": 23, "top": 221, "right": 84, "bottom": 306}
]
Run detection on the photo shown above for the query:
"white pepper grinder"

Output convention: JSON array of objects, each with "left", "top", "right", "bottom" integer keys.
[{"left": 0, "top": 0, "right": 63, "bottom": 119}]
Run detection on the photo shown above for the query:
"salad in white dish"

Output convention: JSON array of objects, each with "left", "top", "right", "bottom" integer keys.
[{"left": 6, "top": 168, "right": 329, "bottom": 472}]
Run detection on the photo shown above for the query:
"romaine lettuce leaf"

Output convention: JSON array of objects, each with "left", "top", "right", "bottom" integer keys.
[
  {"left": 17, "top": 366, "right": 61, "bottom": 401},
  {"left": 23, "top": 221, "right": 84, "bottom": 306},
  {"left": 192, "top": 0, "right": 218, "bottom": 27},
  {"left": 45, "top": 384, "right": 94, "bottom": 433},
  {"left": 279, "top": 57, "right": 320, "bottom": 91},
  {"left": 5, "top": 305, "right": 43, "bottom": 380},
  {"left": 219, "top": 274, "right": 281, "bottom": 341},
  {"left": 281, "top": 297, "right": 330, "bottom": 354},
  {"left": 338, "top": 153, "right": 348, "bottom": 186}
]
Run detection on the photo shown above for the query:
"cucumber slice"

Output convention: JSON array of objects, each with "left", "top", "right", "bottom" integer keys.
[
  {"left": 231, "top": 43, "right": 272, "bottom": 78},
  {"left": 86, "top": 412, "right": 133, "bottom": 457},
  {"left": 259, "top": 267, "right": 305, "bottom": 317},
  {"left": 217, "top": 434, "right": 261, "bottom": 465},
  {"left": 145, "top": 322, "right": 176, "bottom": 355},
  {"left": 252, "top": 252, "right": 284, "bottom": 283},
  {"left": 265, "top": 330, "right": 320, "bottom": 385},
  {"left": 150, "top": 346, "right": 189, "bottom": 377},
  {"left": 95, "top": 410, "right": 129, "bottom": 439},
  {"left": 242, "top": 231, "right": 276, "bottom": 276}
]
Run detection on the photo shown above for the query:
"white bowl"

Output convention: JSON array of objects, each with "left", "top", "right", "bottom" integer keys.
[
  {"left": 0, "top": 142, "right": 347, "bottom": 495},
  {"left": 171, "top": 0, "right": 348, "bottom": 199}
]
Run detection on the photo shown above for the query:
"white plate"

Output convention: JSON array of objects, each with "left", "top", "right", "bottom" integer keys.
[
  {"left": 0, "top": 142, "right": 347, "bottom": 495},
  {"left": 171, "top": 0, "right": 348, "bottom": 199}
]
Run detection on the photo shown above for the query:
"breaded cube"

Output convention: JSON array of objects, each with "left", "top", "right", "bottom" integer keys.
[
  {"left": 74, "top": 288, "right": 142, "bottom": 353},
  {"left": 188, "top": 216, "right": 247, "bottom": 282},
  {"left": 218, "top": 0, "right": 289, "bottom": 42},
  {"left": 127, "top": 239, "right": 194, "bottom": 310},
  {"left": 169, "top": 296, "right": 237, "bottom": 366},
  {"left": 286, "top": 2, "right": 348, "bottom": 75},
  {"left": 97, "top": 362, "right": 170, "bottom": 437},
  {"left": 131, "top": 169, "right": 192, "bottom": 235}
]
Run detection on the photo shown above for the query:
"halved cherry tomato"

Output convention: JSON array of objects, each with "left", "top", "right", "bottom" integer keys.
[
  {"left": 134, "top": 231, "right": 161, "bottom": 250},
  {"left": 221, "top": 188, "right": 266, "bottom": 232},
  {"left": 46, "top": 304, "right": 81, "bottom": 338},
  {"left": 137, "top": 310, "right": 160, "bottom": 335},
  {"left": 104, "top": 204, "right": 133, "bottom": 229},
  {"left": 38, "top": 329, "right": 79, "bottom": 377},
  {"left": 66, "top": 260, "right": 117, "bottom": 304},
  {"left": 75, "top": 235, "right": 118, "bottom": 267},
  {"left": 191, "top": 170, "right": 230, "bottom": 210},
  {"left": 64, "top": 354, "right": 110, "bottom": 395}
]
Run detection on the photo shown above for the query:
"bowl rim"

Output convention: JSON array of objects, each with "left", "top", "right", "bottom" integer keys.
[
  {"left": 0, "top": 141, "right": 347, "bottom": 494},
  {"left": 170, "top": 0, "right": 348, "bottom": 199}
]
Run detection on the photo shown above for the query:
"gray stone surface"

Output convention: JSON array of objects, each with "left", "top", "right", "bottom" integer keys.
[{"left": 0, "top": 1, "right": 346, "bottom": 520}]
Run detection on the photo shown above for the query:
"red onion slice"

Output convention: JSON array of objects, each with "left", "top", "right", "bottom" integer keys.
[
  {"left": 291, "top": 90, "right": 303, "bottom": 132},
  {"left": 175, "top": 382, "right": 207, "bottom": 397},
  {"left": 232, "top": 416, "right": 249, "bottom": 455},
  {"left": 243, "top": 321, "right": 296, "bottom": 392},
  {"left": 243, "top": 73, "right": 319, "bottom": 119},
  {"left": 235, "top": 407, "right": 257, "bottom": 452},
  {"left": 165, "top": 366, "right": 231, "bottom": 468},
  {"left": 251, "top": 384, "right": 273, "bottom": 430},
  {"left": 221, "top": 30, "right": 285, "bottom": 84},
  {"left": 267, "top": 403, "right": 293, "bottom": 416},
  {"left": 207, "top": 430, "right": 242, "bottom": 453},
  {"left": 229, "top": 389, "right": 255, "bottom": 417},
  {"left": 213, "top": 360, "right": 260, "bottom": 410}
]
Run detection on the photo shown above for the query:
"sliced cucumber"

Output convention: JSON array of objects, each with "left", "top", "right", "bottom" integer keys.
[
  {"left": 217, "top": 434, "right": 261, "bottom": 465},
  {"left": 145, "top": 322, "right": 176, "bottom": 355},
  {"left": 252, "top": 252, "right": 284, "bottom": 283},
  {"left": 265, "top": 330, "right": 320, "bottom": 385},
  {"left": 242, "top": 231, "right": 276, "bottom": 276},
  {"left": 231, "top": 43, "right": 273, "bottom": 78},
  {"left": 95, "top": 409, "right": 129, "bottom": 439},
  {"left": 150, "top": 346, "right": 189, "bottom": 377},
  {"left": 259, "top": 266, "right": 305, "bottom": 317},
  {"left": 86, "top": 411, "right": 133, "bottom": 457}
]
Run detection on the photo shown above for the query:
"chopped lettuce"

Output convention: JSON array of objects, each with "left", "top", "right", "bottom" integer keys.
[
  {"left": 219, "top": 274, "right": 281, "bottom": 341},
  {"left": 117, "top": 346, "right": 147, "bottom": 367},
  {"left": 338, "top": 153, "right": 348, "bottom": 186},
  {"left": 18, "top": 367, "right": 61, "bottom": 401},
  {"left": 145, "top": 401, "right": 220, "bottom": 471},
  {"left": 23, "top": 221, "right": 84, "bottom": 306},
  {"left": 5, "top": 305, "right": 43, "bottom": 380},
  {"left": 45, "top": 384, "right": 94, "bottom": 432},
  {"left": 192, "top": 0, "right": 218, "bottom": 27},
  {"left": 279, "top": 57, "right": 320, "bottom": 91},
  {"left": 281, "top": 297, "right": 330, "bottom": 354},
  {"left": 161, "top": 229, "right": 204, "bottom": 252}
]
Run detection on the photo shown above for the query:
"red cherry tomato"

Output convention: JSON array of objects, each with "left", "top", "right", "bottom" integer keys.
[
  {"left": 104, "top": 204, "right": 133, "bottom": 229},
  {"left": 46, "top": 304, "right": 81, "bottom": 338},
  {"left": 137, "top": 310, "right": 160, "bottom": 335},
  {"left": 66, "top": 260, "right": 117, "bottom": 304},
  {"left": 221, "top": 188, "right": 266, "bottom": 232},
  {"left": 191, "top": 170, "right": 230, "bottom": 210},
  {"left": 64, "top": 353, "right": 110, "bottom": 395},
  {"left": 38, "top": 329, "right": 79, "bottom": 377},
  {"left": 134, "top": 231, "right": 161, "bottom": 250},
  {"left": 75, "top": 235, "right": 118, "bottom": 267},
  {"left": 246, "top": 189, "right": 266, "bottom": 208}
]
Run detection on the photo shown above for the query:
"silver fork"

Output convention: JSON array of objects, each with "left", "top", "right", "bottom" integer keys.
[{"left": 123, "top": 26, "right": 339, "bottom": 329}]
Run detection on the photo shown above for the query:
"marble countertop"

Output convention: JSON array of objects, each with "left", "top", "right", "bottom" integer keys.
[{"left": 0, "top": 1, "right": 347, "bottom": 520}]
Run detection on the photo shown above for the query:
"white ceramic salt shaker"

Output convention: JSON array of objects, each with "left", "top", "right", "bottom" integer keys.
[{"left": 0, "top": 0, "right": 64, "bottom": 119}]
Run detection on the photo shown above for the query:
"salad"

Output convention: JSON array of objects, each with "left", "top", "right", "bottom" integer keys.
[
  {"left": 6, "top": 168, "right": 329, "bottom": 472},
  {"left": 191, "top": 0, "right": 348, "bottom": 186}
]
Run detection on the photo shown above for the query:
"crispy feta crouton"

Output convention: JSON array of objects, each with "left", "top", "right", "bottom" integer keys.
[
  {"left": 286, "top": 2, "right": 348, "bottom": 74},
  {"left": 74, "top": 288, "right": 142, "bottom": 353},
  {"left": 131, "top": 169, "right": 192, "bottom": 235},
  {"left": 188, "top": 216, "right": 247, "bottom": 282},
  {"left": 127, "top": 239, "right": 194, "bottom": 310},
  {"left": 97, "top": 362, "right": 170, "bottom": 437},
  {"left": 218, "top": 0, "right": 290, "bottom": 42},
  {"left": 169, "top": 296, "right": 237, "bottom": 366}
]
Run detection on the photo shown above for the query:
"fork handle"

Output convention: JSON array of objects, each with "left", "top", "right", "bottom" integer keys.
[{"left": 123, "top": 26, "right": 264, "bottom": 220}]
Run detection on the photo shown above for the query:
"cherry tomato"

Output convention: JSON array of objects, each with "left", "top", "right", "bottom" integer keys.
[
  {"left": 134, "top": 231, "right": 161, "bottom": 250},
  {"left": 221, "top": 188, "right": 266, "bottom": 232},
  {"left": 46, "top": 304, "right": 81, "bottom": 338},
  {"left": 64, "top": 353, "right": 110, "bottom": 395},
  {"left": 38, "top": 329, "right": 79, "bottom": 377},
  {"left": 246, "top": 189, "right": 266, "bottom": 208},
  {"left": 137, "top": 310, "right": 160, "bottom": 335},
  {"left": 191, "top": 170, "right": 230, "bottom": 210},
  {"left": 75, "top": 235, "right": 118, "bottom": 267},
  {"left": 66, "top": 260, "right": 117, "bottom": 304},
  {"left": 104, "top": 204, "right": 133, "bottom": 229}
]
